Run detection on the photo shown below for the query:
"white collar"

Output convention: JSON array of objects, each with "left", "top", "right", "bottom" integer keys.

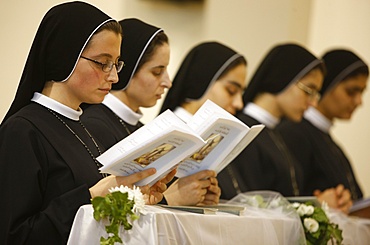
[
  {"left": 102, "top": 93, "right": 142, "bottom": 125},
  {"left": 173, "top": 106, "right": 193, "bottom": 123},
  {"left": 243, "top": 103, "right": 279, "bottom": 129},
  {"left": 31, "top": 92, "right": 82, "bottom": 121},
  {"left": 304, "top": 106, "right": 332, "bottom": 133}
]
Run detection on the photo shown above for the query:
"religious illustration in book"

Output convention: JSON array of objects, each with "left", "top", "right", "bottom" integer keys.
[
  {"left": 190, "top": 133, "right": 223, "bottom": 162},
  {"left": 133, "top": 143, "right": 176, "bottom": 167}
]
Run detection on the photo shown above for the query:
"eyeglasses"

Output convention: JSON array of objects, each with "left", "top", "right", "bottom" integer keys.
[
  {"left": 296, "top": 82, "right": 321, "bottom": 101},
  {"left": 80, "top": 56, "right": 124, "bottom": 73}
]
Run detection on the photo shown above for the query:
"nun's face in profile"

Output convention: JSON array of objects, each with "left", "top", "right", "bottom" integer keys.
[
  {"left": 126, "top": 43, "right": 171, "bottom": 111},
  {"left": 63, "top": 30, "right": 121, "bottom": 109},
  {"left": 276, "top": 68, "right": 323, "bottom": 122},
  {"left": 203, "top": 63, "right": 246, "bottom": 115},
  {"left": 318, "top": 74, "right": 368, "bottom": 120}
]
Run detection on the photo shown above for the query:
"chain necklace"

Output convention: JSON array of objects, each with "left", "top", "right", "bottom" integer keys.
[
  {"left": 113, "top": 113, "right": 132, "bottom": 135},
  {"left": 268, "top": 130, "right": 300, "bottom": 196},
  {"left": 47, "top": 108, "right": 107, "bottom": 177},
  {"left": 226, "top": 165, "right": 242, "bottom": 194}
]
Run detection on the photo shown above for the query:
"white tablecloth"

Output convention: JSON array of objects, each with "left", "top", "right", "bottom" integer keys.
[
  {"left": 330, "top": 210, "right": 370, "bottom": 245},
  {"left": 67, "top": 204, "right": 370, "bottom": 245},
  {"left": 67, "top": 205, "right": 303, "bottom": 245}
]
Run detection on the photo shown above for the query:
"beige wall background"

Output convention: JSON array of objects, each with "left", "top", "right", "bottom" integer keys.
[{"left": 1, "top": 0, "right": 369, "bottom": 197}]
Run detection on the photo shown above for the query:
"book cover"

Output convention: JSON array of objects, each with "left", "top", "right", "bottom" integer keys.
[
  {"left": 200, "top": 204, "right": 247, "bottom": 215},
  {"left": 157, "top": 204, "right": 218, "bottom": 215},
  {"left": 349, "top": 197, "right": 370, "bottom": 219}
]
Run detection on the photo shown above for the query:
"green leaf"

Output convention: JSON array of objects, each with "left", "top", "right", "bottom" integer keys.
[
  {"left": 329, "top": 223, "right": 343, "bottom": 244},
  {"left": 91, "top": 190, "right": 141, "bottom": 245},
  {"left": 298, "top": 202, "right": 343, "bottom": 245}
]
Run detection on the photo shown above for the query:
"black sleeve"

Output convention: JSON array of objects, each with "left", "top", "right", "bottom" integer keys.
[{"left": 0, "top": 119, "right": 92, "bottom": 244}]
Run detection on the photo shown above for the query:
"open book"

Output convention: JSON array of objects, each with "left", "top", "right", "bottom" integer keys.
[
  {"left": 175, "top": 100, "right": 264, "bottom": 178},
  {"left": 96, "top": 109, "right": 205, "bottom": 186},
  {"left": 97, "top": 100, "right": 264, "bottom": 186}
]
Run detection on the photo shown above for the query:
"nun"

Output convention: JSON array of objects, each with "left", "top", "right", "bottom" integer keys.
[
  {"left": 159, "top": 41, "right": 247, "bottom": 200},
  {"left": 277, "top": 49, "right": 368, "bottom": 213},
  {"left": 220, "top": 43, "right": 324, "bottom": 200},
  {"left": 0, "top": 3, "right": 165, "bottom": 244},
  {"left": 159, "top": 41, "right": 247, "bottom": 117},
  {"left": 82, "top": 18, "right": 172, "bottom": 149},
  {"left": 82, "top": 19, "right": 219, "bottom": 206}
]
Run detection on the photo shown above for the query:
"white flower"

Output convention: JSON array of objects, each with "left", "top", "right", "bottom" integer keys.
[
  {"left": 297, "top": 204, "right": 307, "bottom": 216},
  {"left": 305, "top": 205, "right": 314, "bottom": 215},
  {"left": 109, "top": 185, "right": 147, "bottom": 215},
  {"left": 131, "top": 186, "right": 146, "bottom": 215},
  {"left": 296, "top": 203, "right": 314, "bottom": 216},
  {"left": 321, "top": 201, "right": 329, "bottom": 216},
  {"left": 291, "top": 202, "right": 301, "bottom": 208},
  {"left": 304, "top": 218, "right": 319, "bottom": 233}
]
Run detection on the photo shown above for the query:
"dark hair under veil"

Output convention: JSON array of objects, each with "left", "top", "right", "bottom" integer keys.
[{"left": 159, "top": 41, "right": 246, "bottom": 113}]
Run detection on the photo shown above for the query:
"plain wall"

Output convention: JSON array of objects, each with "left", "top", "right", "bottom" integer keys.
[{"left": 0, "top": 0, "right": 368, "bottom": 197}]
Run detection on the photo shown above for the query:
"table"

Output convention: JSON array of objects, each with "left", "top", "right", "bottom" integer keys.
[
  {"left": 67, "top": 204, "right": 370, "bottom": 245},
  {"left": 329, "top": 209, "right": 370, "bottom": 245},
  {"left": 67, "top": 204, "right": 303, "bottom": 245}
]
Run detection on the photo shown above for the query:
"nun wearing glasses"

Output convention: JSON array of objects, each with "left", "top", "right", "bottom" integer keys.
[
  {"left": 221, "top": 43, "right": 325, "bottom": 200},
  {"left": 277, "top": 49, "right": 367, "bottom": 213},
  {"left": 0, "top": 4, "right": 168, "bottom": 244}
]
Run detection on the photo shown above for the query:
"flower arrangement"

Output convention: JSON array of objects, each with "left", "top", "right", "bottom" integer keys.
[
  {"left": 290, "top": 202, "right": 343, "bottom": 245},
  {"left": 91, "top": 185, "right": 146, "bottom": 245},
  {"left": 228, "top": 192, "right": 344, "bottom": 245}
]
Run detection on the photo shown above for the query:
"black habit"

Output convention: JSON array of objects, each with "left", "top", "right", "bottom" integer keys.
[
  {"left": 82, "top": 104, "right": 142, "bottom": 149},
  {"left": 277, "top": 118, "right": 363, "bottom": 199},
  {"left": 0, "top": 2, "right": 115, "bottom": 243},
  {"left": 276, "top": 49, "right": 367, "bottom": 200},
  {"left": 219, "top": 114, "right": 304, "bottom": 199},
  {"left": 0, "top": 103, "right": 103, "bottom": 244},
  {"left": 218, "top": 43, "right": 323, "bottom": 200}
]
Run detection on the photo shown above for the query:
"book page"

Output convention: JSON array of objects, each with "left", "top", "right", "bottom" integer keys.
[
  {"left": 176, "top": 118, "right": 247, "bottom": 177},
  {"left": 187, "top": 100, "right": 241, "bottom": 134},
  {"left": 97, "top": 110, "right": 205, "bottom": 186},
  {"left": 97, "top": 110, "right": 195, "bottom": 166},
  {"left": 214, "top": 124, "right": 265, "bottom": 173},
  {"left": 175, "top": 100, "right": 264, "bottom": 178}
]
